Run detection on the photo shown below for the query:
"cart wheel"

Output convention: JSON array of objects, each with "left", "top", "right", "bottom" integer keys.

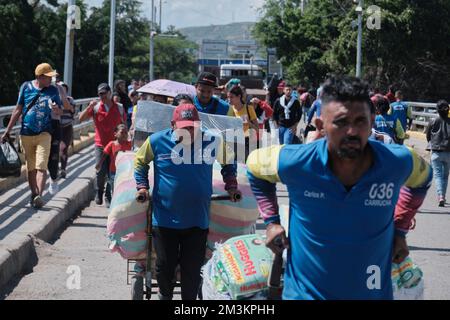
[{"left": 131, "top": 275, "right": 144, "bottom": 300}]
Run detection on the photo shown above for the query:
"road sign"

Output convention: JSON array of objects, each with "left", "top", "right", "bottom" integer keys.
[
  {"left": 229, "top": 39, "right": 258, "bottom": 55},
  {"left": 201, "top": 40, "right": 228, "bottom": 57},
  {"left": 230, "top": 48, "right": 258, "bottom": 55},
  {"left": 229, "top": 40, "right": 257, "bottom": 47}
]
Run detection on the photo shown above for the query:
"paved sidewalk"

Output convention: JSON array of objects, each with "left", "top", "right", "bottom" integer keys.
[{"left": 0, "top": 145, "right": 96, "bottom": 289}]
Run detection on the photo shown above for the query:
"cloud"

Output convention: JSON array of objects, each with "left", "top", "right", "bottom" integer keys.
[{"left": 84, "top": 0, "right": 264, "bottom": 29}]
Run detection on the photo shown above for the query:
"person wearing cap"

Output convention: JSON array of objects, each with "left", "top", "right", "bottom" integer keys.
[
  {"left": 194, "top": 72, "right": 234, "bottom": 116},
  {"left": 1, "top": 63, "right": 71, "bottom": 209},
  {"left": 79, "top": 83, "right": 127, "bottom": 207},
  {"left": 134, "top": 104, "right": 241, "bottom": 300},
  {"left": 272, "top": 83, "right": 302, "bottom": 145}
]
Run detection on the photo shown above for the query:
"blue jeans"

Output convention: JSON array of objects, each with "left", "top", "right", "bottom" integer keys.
[
  {"left": 278, "top": 126, "right": 295, "bottom": 145},
  {"left": 94, "top": 146, "right": 111, "bottom": 199},
  {"left": 431, "top": 151, "right": 450, "bottom": 198}
]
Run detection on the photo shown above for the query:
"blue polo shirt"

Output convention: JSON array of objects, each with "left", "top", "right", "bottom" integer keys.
[
  {"left": 247, "top": 139, "right": 432, "bottom": 299},
  {"left": 134, "top": 129, "right": 236, "bottom": 230},
  {"left": 193, "top": 95, "right": 231, "bottom": 115}
]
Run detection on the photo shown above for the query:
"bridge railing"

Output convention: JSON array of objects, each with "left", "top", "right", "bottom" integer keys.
[
  {"left": 407, "top": 101, "right": 438, "bottom": 132},
  {"left": 0, "top": 98, "right": 440, "bottom": 143},
  {"left": 0, "top": 98, "right": 96, "bottom": 150}
]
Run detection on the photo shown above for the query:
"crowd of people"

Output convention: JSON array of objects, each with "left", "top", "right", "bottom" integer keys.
[{"left": 1, "top": 62, "right": 449, "bottom": 300}]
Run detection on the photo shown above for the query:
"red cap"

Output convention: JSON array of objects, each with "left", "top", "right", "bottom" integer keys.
[
  {"left": 277, "top": 81, "right": 286, "bottom": 89},
  {"left": 172, "top": 104, "right": 201, "bottom": 128}
]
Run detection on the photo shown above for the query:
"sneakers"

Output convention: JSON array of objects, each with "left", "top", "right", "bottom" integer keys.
[
  {"left": 95, "top": 191, "right": 103, "bottom": 205},
  {"left": 105, "top": 197, "right": 111, "bottom": 209},
  {"left": 32, "top": 195, "right": 44, "bottom": 209},
  {"left": 49, "top": 180, "right": 59, "bottom": 195},
  {"left": 60, "top": 170, "right": 66, "bottom": 179},
  {"left": 438, "top": 196, "right": 445, "bottom": 207}
]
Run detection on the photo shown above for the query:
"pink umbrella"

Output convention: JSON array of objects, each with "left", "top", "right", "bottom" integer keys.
[{"left": 137, "top": 79, "right": 196, "bottom": 98}]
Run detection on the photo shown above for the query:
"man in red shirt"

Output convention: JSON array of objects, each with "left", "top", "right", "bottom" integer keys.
[{"left": 79, "top": 83, "right": 127, "bottom": 207}]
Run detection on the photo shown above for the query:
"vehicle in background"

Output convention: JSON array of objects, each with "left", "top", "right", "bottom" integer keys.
[{"left": 219, "top": 64, "right": 265, "bottom": 90}]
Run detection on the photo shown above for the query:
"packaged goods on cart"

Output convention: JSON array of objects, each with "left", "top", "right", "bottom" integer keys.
[
  {"left": 392, "top": 257, "right": 424, "bottom": 300},
  {"left": 202, "top": 234, "right": 273, "bottom": 300}
]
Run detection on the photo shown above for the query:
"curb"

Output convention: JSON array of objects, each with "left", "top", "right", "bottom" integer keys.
[
  {"left": 407, "top": 130, "right": 427, "bottom": 141},
  {"left": 0, "top": 144, "right": 96, "bottom": 291}
]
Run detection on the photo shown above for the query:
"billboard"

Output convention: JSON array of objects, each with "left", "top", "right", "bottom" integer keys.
[{"left": 201, "top": 40, "right": 228, "bottom": 57}]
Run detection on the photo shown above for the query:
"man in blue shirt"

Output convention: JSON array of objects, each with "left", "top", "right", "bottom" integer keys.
[
  {"left": 1, "top": 63, "right": 71, "bottom": 209},
  {"left": 388, "top": 90, "right": 413, "bottom": 145},
  {"left": 247, "top": 75, "right": 432, "bottom": 300},
  {"left": 134, "top": 104, "right": 241, "bottom": 300},
  {"left": 193, "top": 72, "right": 234, "bottom": 116}
]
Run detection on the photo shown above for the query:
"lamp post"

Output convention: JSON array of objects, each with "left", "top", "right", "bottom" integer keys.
[
  {"left": 108, "top": 0, "right": 116, "bottom": 87},
  {"left": 149, "top": 0, "right": 155, "bottom": 81},
  {"left": 355, "top": 0, "right": 363, "bottom": 78},
  {"left": 63, "top": 0, "right": 76, "bottom": 95}
]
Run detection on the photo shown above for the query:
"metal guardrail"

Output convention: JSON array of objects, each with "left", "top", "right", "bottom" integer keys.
[
  {"left": 408, "top": 101, "right": 438, "bottom": 130},
  {"left": 0, "top": 98, "right": 440, "bottom": 142},
  {"left": 0, "top": 97, "right": 96, "bottom": 150}
]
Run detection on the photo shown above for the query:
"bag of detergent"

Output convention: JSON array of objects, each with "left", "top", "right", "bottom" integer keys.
[
  {"left": 211, "top": 234, "right": 273, "bottom": 300},
  {"left": 392, "top": 257, "right": 424, "bottom": 300}
]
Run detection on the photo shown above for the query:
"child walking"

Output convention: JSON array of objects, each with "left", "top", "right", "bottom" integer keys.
[{"left": 95, "top": 124, "right": 132, "bottom": 200}]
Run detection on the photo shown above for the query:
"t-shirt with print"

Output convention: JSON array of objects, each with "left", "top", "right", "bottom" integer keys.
[
  {"left": 232, "top": 104, "right": 257, "bottom": 136},
  {"left": 17, "top": 81, "right": 62, "bottom": 136},
  {"left": 104, "top": 140, "right": 132, "bottom": 173}
]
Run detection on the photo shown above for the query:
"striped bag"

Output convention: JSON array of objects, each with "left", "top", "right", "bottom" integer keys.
[{"left": 107, "top": 153, "right": 260, "bottom": 260}]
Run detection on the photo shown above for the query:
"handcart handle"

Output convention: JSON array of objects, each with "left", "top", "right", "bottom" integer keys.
[{"left": 211, "top": 193, "right": 242, "bottom": 202}]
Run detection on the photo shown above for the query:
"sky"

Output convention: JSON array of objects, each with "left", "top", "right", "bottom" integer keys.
[{"left": 85, "top": 0, "right": 265, "bottom": 29}]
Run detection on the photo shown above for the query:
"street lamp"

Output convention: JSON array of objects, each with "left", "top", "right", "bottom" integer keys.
[
  {"left": 277, "top": 59, "right": 284, "bottom": 79},
  {"left": 108, "top": 0, "right": 116, "bottom": 87},
  {"left": 355, "top": 0, "right": 363, "bottom": 78},
  {"left": 63, "top": 0, "right": 76, "bottom": 95}
]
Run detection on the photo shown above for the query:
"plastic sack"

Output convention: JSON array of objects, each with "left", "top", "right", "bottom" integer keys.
[
  {"left": 134, "top": 101, "right": 243, "bottom": 143},
  {"left": 211, "top": 234, "right": 273, "bottom": 300},
  {"left": 392, "top": 257, "right": 424, "bottom": 300},
  {"left": 0, "top": 141, "right": 22, "bottom": 178},
  {"left": 201, "top": 257, "right": 232, "bottom": 300},
  {"left": 107, "top": 151, "right": 148, "bottom": 260}
]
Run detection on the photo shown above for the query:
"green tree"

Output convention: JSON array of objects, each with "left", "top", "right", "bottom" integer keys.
[
  {"left": 0, "top": 0, "right": 198, "bottom": 105},
  {"left": 254, "top": 0, "right": 450, "bottom": 101}
]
